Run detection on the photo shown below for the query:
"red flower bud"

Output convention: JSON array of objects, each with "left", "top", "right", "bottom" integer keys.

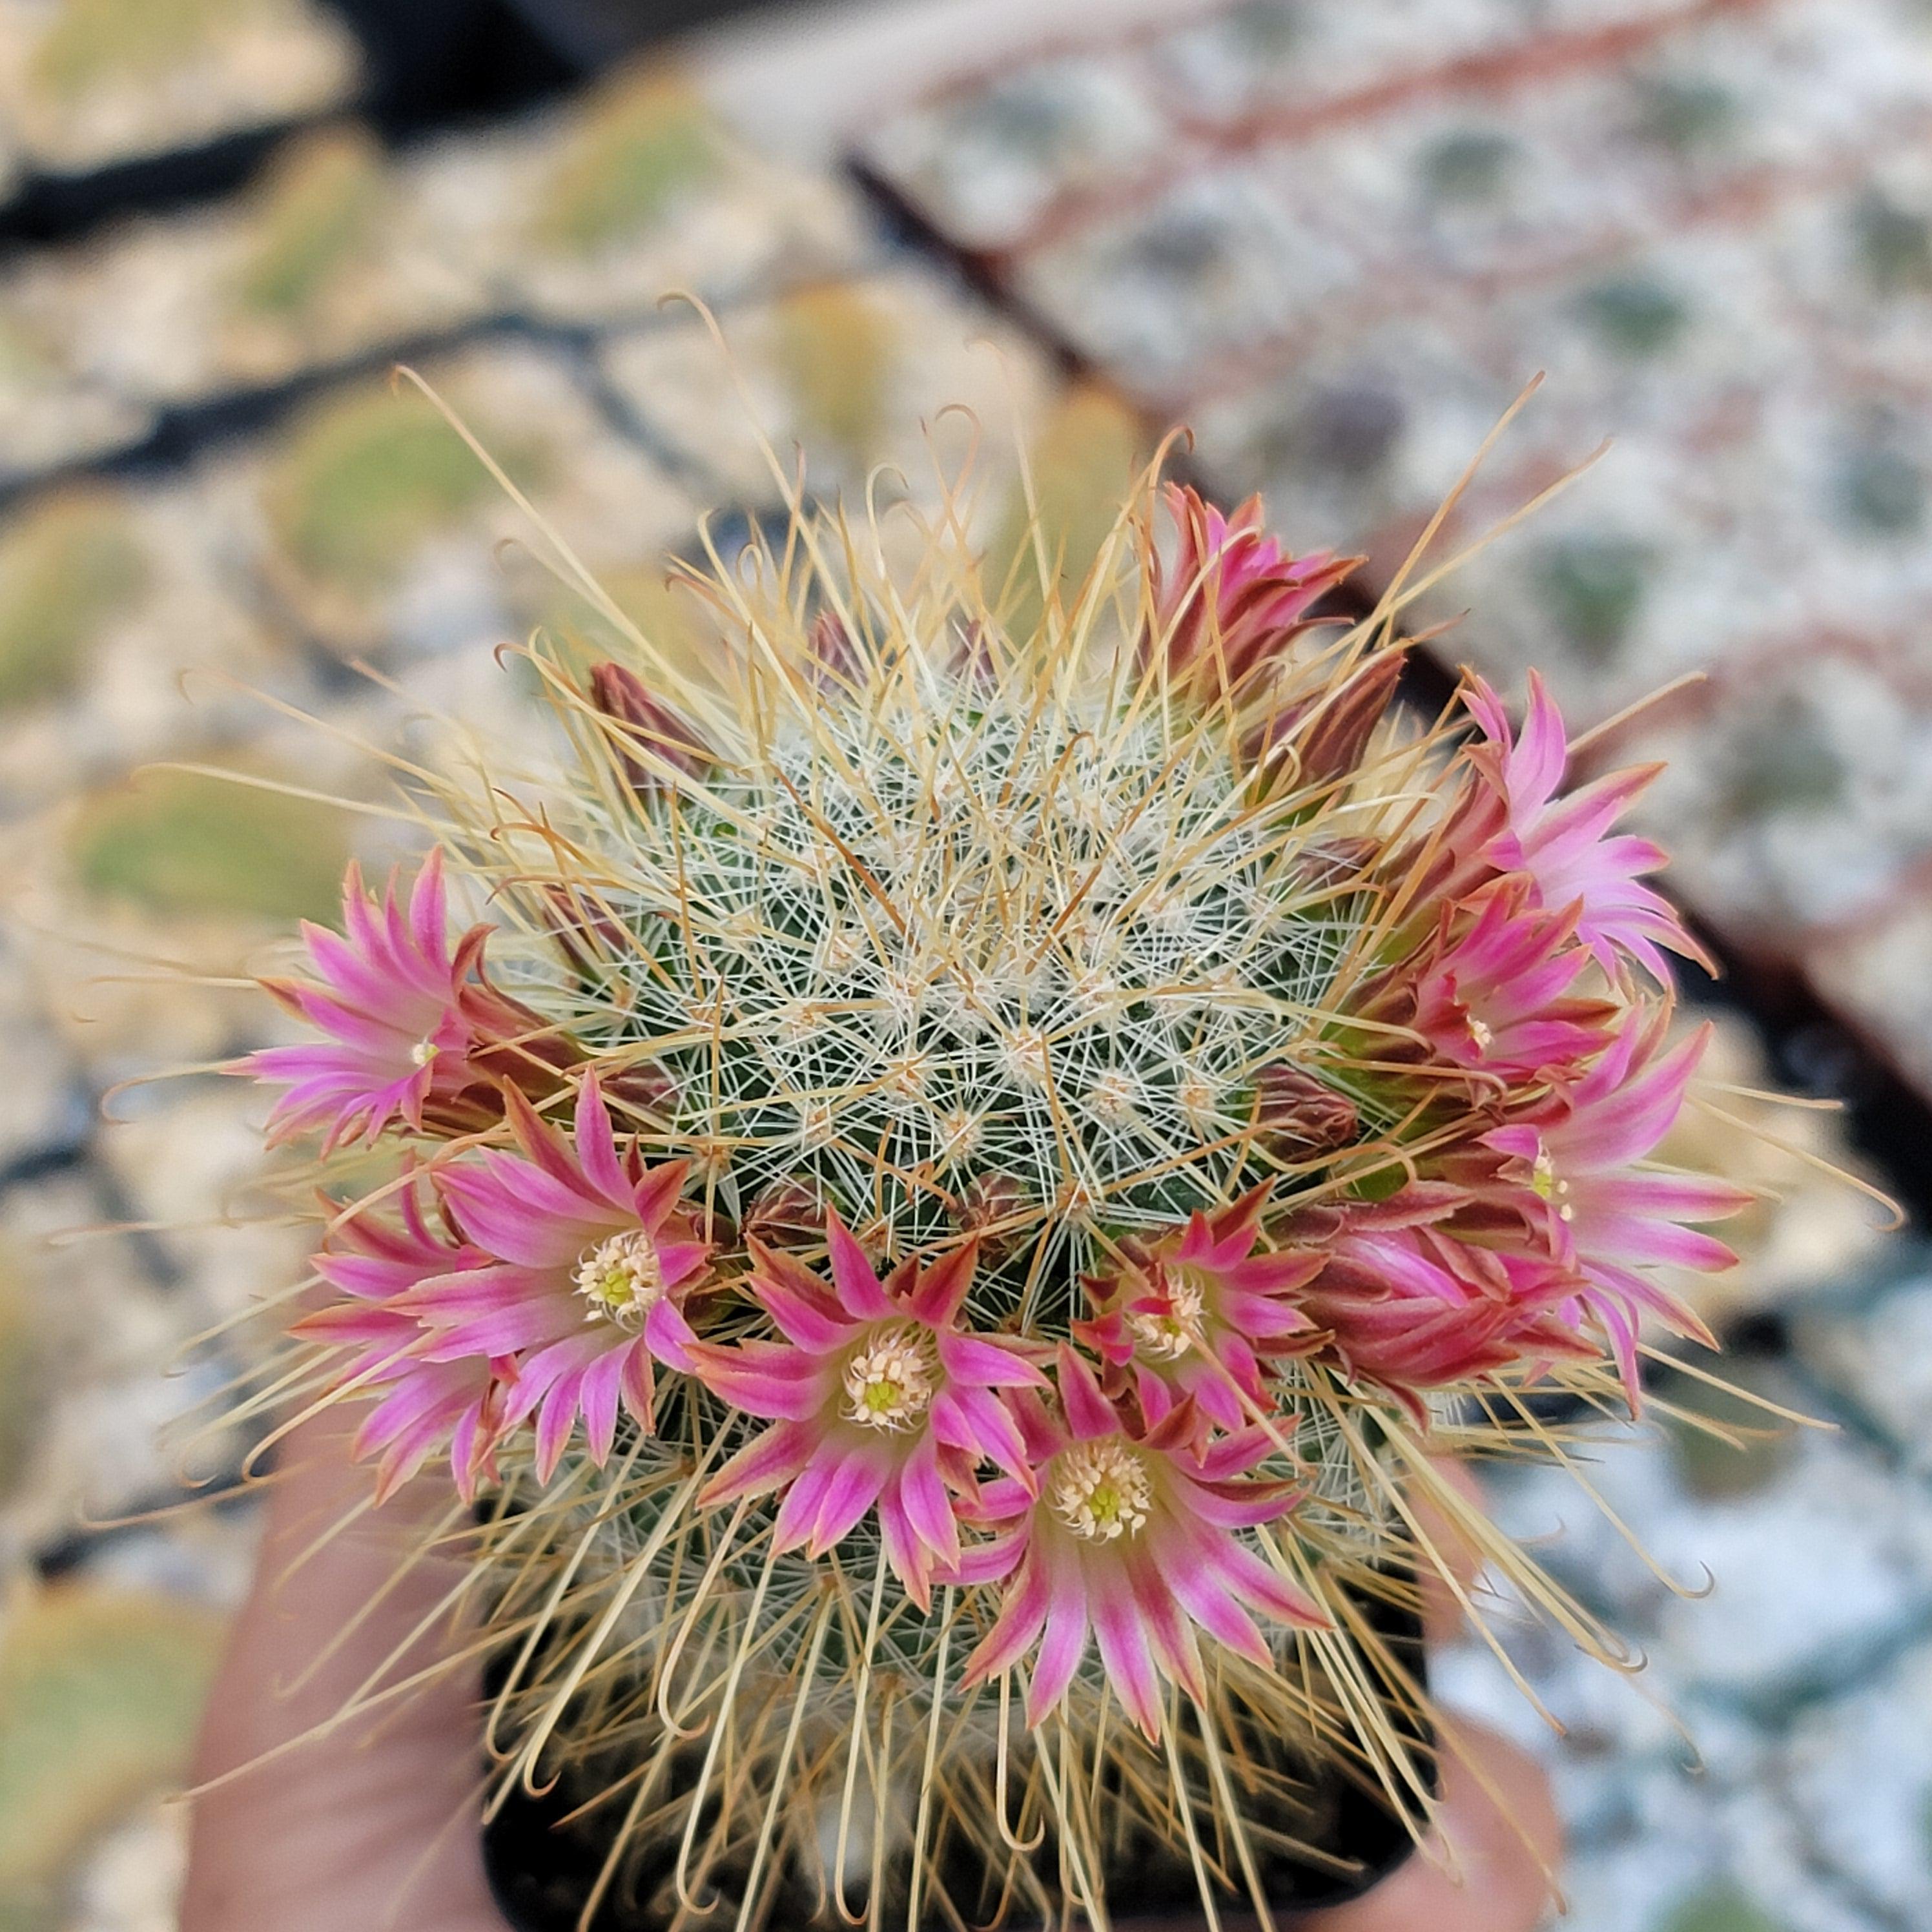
[
  {"left": 744, "top": 1178, "right": 826, "bottom": 1246},
  {"left": 1143, "top": 484, "right": 1361, "bottom": 702},
  {"left": 1249, "top": 649, "right": 1406, "bottom": 788},
  {"left": 951, "top": 1173, "right": 1033, "bottom": 1258},
  {"left": 1253, "top": 1064, "right": 1359, "bottom": 1155},
  {"left": 541, "top": 882, "right": 629, "bottom": 975},
  {"left": 588, "top": 661, "right": 709, "bottom": 790},
  {"left": 600, "top": 1060, "right": 681, "bottom": 1122},
  {"left": 806, "top": 610, "right": 859, "bottom": 688}
]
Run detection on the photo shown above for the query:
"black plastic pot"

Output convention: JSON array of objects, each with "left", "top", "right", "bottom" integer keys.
[{"left": 483, "top": 1587, "right": 1431, "bottom": 1931}]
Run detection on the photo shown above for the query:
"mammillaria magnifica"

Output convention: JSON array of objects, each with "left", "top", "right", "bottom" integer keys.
[{"left": 236, "top": 446, "right": 1760, "bottom": 1929}]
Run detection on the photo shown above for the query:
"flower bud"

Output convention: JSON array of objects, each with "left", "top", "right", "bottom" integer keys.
[
  {"left": 1289, "top": 836, "right": 1382, "bottom": 889},
  {"left": 1143, "top": 484, "right": 1361, "bottom": 701},
  {"left": 744, "top": 1178, "right": 826, "bottom": 1246},
  {"left": 588, "top": 661, "right": 709, "bottom": 789},
  {"left": 806, "top": 610, "right": 858, "bottom": 688},
  {"left": 542, "top": 882, "right": 629, "bottom": 974},
  {"left": 951, "top": 1172, "right": 1033, "bottom": 1259},
  {"left": 1253, "top": 1064, "right": 1358, "bottom": 1155},
  {"left": 1249, "top": 649, "right": 1405, "bottom": 788},
  {"left": 601, "top": 1060, "right": 681, "bottom": 1122}
]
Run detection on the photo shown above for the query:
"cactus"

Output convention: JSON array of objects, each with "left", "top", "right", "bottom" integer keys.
[
  {"left": 232, "top": 127, "right": 387, "bottom": 322},
  {"left": 0, "top": 493, "right": 147, "bottom": 711},
  {"left": 0, "top": 1588, "right": 221, "bottom": 1915},
  {"left": 535, "top": 68, "right": 723, "bottom": 257},
  {"left": 263, "top": 384, "right": 525, "bottom": 599},
  {"left": 987, "top": 382, "right": 1145, "bottom": 639},
  {"left": 1661, "top": 1884, "right": 1790, "bottom": 1932},
  {"left": 774, "top": 282, "right": 899, "bottom": 464},
  {"left": 239, "top": 449, "right": 1758, "bottom": 1928},
  {"left": 30, "top": 0, "right": 249, "bottom": 96},
  {"left": 72, "top": 765, "right": 349, "bottom": 924}
]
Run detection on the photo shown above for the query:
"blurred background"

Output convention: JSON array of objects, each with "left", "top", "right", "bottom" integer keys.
[{"left": 0, "top": 0, "right": 1928, "bottom": 1927}]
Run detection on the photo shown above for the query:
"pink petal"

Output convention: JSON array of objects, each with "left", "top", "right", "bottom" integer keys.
[
  {"left": 896, "top": 1435, "right": 960, "bottom": 1564},
  {"left": 808, "top": 1442, "right": 891, "bottom": 1556},
  {"left": 703, "top": 1420, "right": 814, "bottom": 1507},
  {"left": 573, "top": 1076, "right": 631, "bottom": 1206},
  {"left": 688, "top": 1340, "right": 827, "bottom": 1421},
  {"left": 1091, "top": 1577, "right": 1164, "bottom": 1739},
  {"left": 825, "top": 1212, "right": 894, "bottom": 1320},
  {"left": 961, "top": 1545, "right": 1050, "bottom": 1682},
  {"left": 1025, "top": 1556, "right": 1091, "bottom": 1724},
  {"left": 1056, "top": 1347, "right": 1118, "bottom": 1442}
]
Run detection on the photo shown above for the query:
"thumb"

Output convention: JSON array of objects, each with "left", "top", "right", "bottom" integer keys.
[
  {"left": 1296, "top": 1714, "right": 1561, "bottom": 1931},
  {"left": 181, "top": 1417, "right": 505, "bottom": 1932}
]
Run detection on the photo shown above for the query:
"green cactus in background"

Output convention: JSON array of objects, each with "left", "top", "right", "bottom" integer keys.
[
  {"left": 0, "top": 494, "right": 147, "bottom": 711},
  {"left": 1533, "top": 533, "right": 1652, "bottom": 663},
  {"left": 264, "top": 384, "right": 525, "bottom": 597},
  {"left": 1661, "top": 1882, "right": 1790, "bottom": 1932},
  {"left": 1419, "top": 128, "right": 1518, "bottom": 204},
  {"left": 30, "top": 0, "right": 262, "bottom": 95},
  {"left": 0, "top": 1255, "right": 43, "bottom": 1506},
  {"left": 1634, "top": 74, "right": 1738, "bottom": 154},
  {"left": 1854, "top": 189, "right": 1932, "bottom": 298},
  {"left": 987, "top": 383, "right": 1144, "bottom": 635},
  {"left": 71, "top": 765, "right": 350, "bottom": 924},
  {"left": 774, "top": 282, "right": 899, "bottom": 462},
  {"left": 0, "top": 1588, "right": 222, "bottom": 1924},
  {"left": 1577, "top": 274, "right": 1692, "bottom": 358},
  {"left": 535, "top": 68, "right": 723, "bottom": 256},
  {"left": 233, "top": 127, "right": 388, "bottom": 321}
]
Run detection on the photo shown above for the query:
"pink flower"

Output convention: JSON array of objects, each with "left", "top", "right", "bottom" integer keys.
[
  {"left": 1144, "top": 484, "right": 1358, "bottom": 700},
  {"left": 1074, "top": 1189, "right": 1320, "bottom": 1434},
  {"left": 1455, "top": 672, "right": 1703, "bottom": 982},
  {"left": 1293, "top": 1195, "right": 1598, "bottom": 1419},
  {"left": 954, "top": 1349, "right": 1324, "bottom": 1740},
  {"left": 406, "top": 1077, "right": 711, "bottom": 1481},
  {"left": 296, "top": 1183, "right": 508, "bottom": 1502},
  {"left": 1383, "top": 880, "right": 1617, "bottom": 1080},
  {"left": 1479, "top": 1017, "right": 1749, "bottom": 1386},
  {"left": 247, "top": 850, "right": 564, "bottom": 1152},
  {"left": 691, "top": 1218, "right": 1045, "bottom": 1608}
]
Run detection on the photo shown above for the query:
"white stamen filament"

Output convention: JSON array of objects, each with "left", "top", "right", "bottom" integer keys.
[
  {"left": 1051, "top": 1439, "right": 1153, "bottom": 1541},
  {"left": 574, "top": 1230, "right": 666, "bottom": 1328},
  {"left": 1125, "top": 1273, "right": 1206, "bottom": 1361},
  {"left": 842, "top": 1323, "right": 938, "bottom": 1432}
]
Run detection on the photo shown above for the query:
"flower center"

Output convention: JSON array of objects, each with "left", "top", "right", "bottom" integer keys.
[
  {"left": 409, "top": 1038, "right": 438, "bottom": 1068},
  {"left": 842, "top": 1323, "right": 938, "bottom": 1432},
  {"left": 1051, "top": 1439, "right": 1153, "bottom": 1542},
  {"left": 1529, "top": 1145, "right": 1574, "bottom": 1222},
  {"left": 574, "top": 1231, "right": 666, "bottom": 1328},
  {"left": 1125, "top": 1272, "right": 1206, "bottom": 1361}
]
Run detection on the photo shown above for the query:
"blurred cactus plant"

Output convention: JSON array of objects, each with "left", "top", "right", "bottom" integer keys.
[
  {"left": 263, "top": 384, "right": 526, "bottom": 599},
  {"left": 535, "top": 68, "right": 724, "bottom": 256},
  {"left": 0, "top": 1588, "right": 221, "bottom": 1927},
  {"left": 30, "top": 0, "right": 251, "bottom": 96},
  {"left": 232, "top": 127, "right": 387, "bottom": 322},
  {"left": 774, "top": 282, "right": 899, "bottom": 463},
  {"left": 0, "top": 494, "right": 147, "bottom": 710},
  {"left": 72, "top": 765, "right": 349, "bottom": 924}
]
